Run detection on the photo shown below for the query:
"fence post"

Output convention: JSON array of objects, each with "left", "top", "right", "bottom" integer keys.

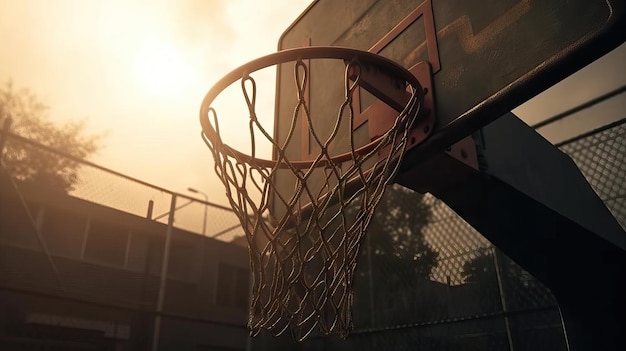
[
  {"left": 152, "top": 194, "right": 176, "bottom": 351},
  {"left": 492, "top": 248, "right": 515, "bottom": 351},
  {"left": 147, "top": 200, "right": 154, "bottom": 219}
]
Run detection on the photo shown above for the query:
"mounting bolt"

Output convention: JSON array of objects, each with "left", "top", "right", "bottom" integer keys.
[
  {"left": 423, "top": 125, "right": 430, "bottom": 134},
  {"left": 461, "top": 149, "right": 468, "bottom": 159}
]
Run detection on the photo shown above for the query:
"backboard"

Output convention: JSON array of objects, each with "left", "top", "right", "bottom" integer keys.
[{"left": 273, "top": 0, "right": 626, "bottom": 208}]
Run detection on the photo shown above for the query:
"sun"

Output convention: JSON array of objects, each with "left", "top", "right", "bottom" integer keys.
[{"left": 132, "top": 40, "right": 193, "bottom": 98}]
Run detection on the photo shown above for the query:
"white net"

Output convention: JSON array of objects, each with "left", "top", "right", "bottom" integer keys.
[{"left": 201, "top": 51, "right": 423, "bottom": 340}]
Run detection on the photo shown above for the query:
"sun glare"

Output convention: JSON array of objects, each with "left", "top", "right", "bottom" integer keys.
[{"left": 132, "top": 40, "right": 193, "bottom": 98}]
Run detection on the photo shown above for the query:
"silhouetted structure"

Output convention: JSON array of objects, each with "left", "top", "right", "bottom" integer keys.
[{"left": 0, "top": 177, "right": 249, "bottom": 350}]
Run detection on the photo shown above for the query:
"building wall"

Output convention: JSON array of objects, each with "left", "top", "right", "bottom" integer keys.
[{"left": 0, "top": 178, "right": 250, "bottom": 350}]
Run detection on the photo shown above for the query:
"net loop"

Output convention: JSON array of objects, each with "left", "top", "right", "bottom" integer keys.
[
  {"left": 295, "top": 59, "right": 308, "bottom": 102},
  {"left": 344, "top": 60, "right": 361, "bottom": 99},
  {"left": 242, "top": 75, "right": 258, "bottom": 158}
]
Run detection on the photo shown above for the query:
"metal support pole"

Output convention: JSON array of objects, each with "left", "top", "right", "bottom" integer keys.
[{"left": 152, "top": 194, "right": 176, "bottom": 351}]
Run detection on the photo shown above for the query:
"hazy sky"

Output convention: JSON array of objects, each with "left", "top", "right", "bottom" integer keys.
[
  {"left": 0, "top": 0, "right": 312, "bottom": 202},
  {"left": 1, "top": 0, "right": 624, "bottom": 206}
]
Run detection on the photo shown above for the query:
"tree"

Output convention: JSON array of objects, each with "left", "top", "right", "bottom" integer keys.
[
  {"left": 462, "top": 248, "right": 497, "bottom": 283},
  {"left": 0, "top": 80, "right": 102, "bottom": 192},
  {"left": 352, "top": 184, "right": 439, "bottom": 326},
  {"left": 460, "top": 248, "right": 502, "bottom": 313},
  {"left": 462, "top": 248, "right": 557, "bottom": 313},
  {"left": 366, "top": 184, "right": 438, "bottom": 281}
]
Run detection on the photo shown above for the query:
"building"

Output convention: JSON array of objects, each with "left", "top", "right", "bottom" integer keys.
[{"left": 1, "top": 174, "right": 250, "bottom": 350}]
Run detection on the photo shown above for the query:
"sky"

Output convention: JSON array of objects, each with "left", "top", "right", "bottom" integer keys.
[
  {"left": 1, "top": 0, "right": 624, "bottom": 207},
  {"left": 0, "top": 0, "right": 312, "bottom": 205}
]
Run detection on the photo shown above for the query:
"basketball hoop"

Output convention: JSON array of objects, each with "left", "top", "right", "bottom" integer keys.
[{"left": 199, "top": 47, "right": 427, "bottom": 340}]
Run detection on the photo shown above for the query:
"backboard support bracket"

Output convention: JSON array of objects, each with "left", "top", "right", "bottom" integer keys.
[
  {"left": 353, "top": 61, "right": 436, "bottom": 156},
  {"left": 395, "top": 135, "right": 479, "bottom": 193}
]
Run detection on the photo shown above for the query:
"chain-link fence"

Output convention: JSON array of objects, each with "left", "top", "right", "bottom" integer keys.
[
  {"left": 269, "top": 186, "right": 567, "bottom": 351},
  {"left": 249, "top": 112, "right": 625, "bottom": 350},
  {"left": 0, "top": 120, "right": 243, "bottom": 242},
  {"left": 559, "top": 119, "right": 626, "bottom": 230}
]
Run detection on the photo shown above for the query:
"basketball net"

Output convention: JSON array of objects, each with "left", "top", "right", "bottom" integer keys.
[{"left": 200, "top": 48, "right": 423, "bottom": 340}]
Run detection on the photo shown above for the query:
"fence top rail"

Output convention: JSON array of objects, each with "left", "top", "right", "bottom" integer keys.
[{"left": 0, "top": 124, "right": 232, "bottom": 212}]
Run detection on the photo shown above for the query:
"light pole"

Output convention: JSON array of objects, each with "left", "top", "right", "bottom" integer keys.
[{"left": 188, "top": 187, "right": 208, "bottom": 237}]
